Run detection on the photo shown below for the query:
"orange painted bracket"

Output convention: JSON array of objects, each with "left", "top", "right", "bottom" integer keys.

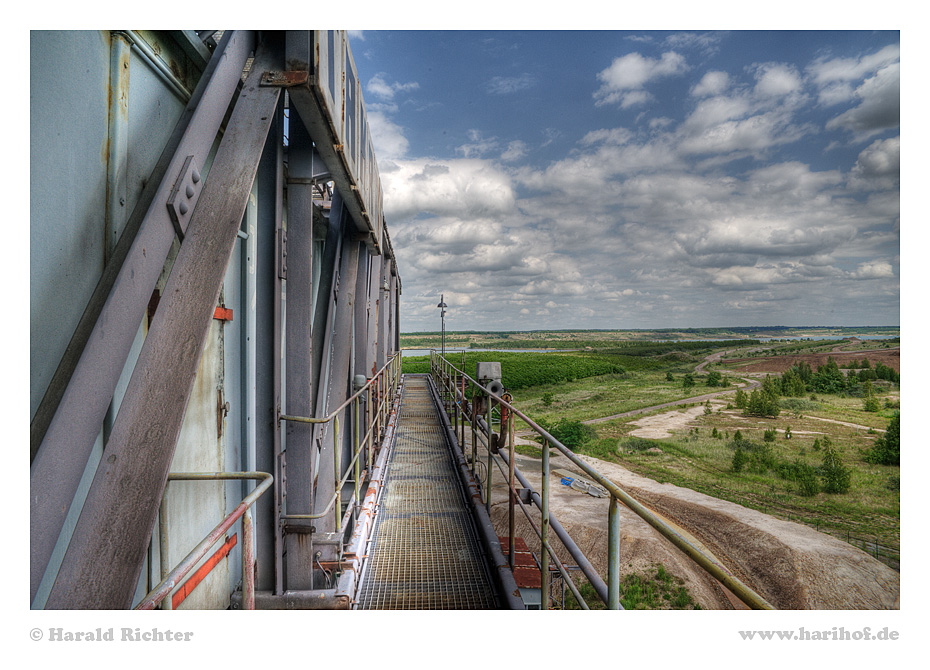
[{"left": 214, "top": 306, "right": 234, "bottom": 321}]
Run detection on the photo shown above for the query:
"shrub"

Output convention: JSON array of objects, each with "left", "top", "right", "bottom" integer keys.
[
  {"left": 820, "top": 446, "right": 852, "bottom": 494},
  {"left": 538, "top": 418, "right": 596, "bottom": 451},
  {"left": 865, "top": 411, "right": 899, "bottom": 465},
  {"left": 732, "top": 447, "right": 748, "bottom": 473}
]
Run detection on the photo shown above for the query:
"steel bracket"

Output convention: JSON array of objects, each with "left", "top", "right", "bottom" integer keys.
[{"left": 166, "top": 155, "right": 203, "bottom": 240}]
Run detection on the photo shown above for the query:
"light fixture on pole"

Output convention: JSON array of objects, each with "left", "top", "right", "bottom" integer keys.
[{"left": 437, "top": 294, "right": 447, "bottom": 357}]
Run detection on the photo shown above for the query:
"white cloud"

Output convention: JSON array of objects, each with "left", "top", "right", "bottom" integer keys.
[
  {"left": 368, "top": 110, "right": 410, "bottom": 159},
  {"left": 852, "top": 261, "right": 894, "bottom": 279},
  {"left": 594, "top": 51, "right": 688, "bottom": 107},
  {"left": 366, "top": 72, "right": 419, "bottom": 101},
  {"left": 380, "top": 158, "right": 516, "bottom": 222},
  {"left": 691, "top": 71, "right": 729, "bottom": 98},
  {"left": 487, "top": 73, "right": 536, "bottom": 94},
  {"left": 826, "top": 63, "right": 899, "bottom": 139},
  {"left": 849, "top": 137, "right": 900, "bottom": 191},
  {"left": 752, "top": 63, "right": 803, "bottom": 99}
]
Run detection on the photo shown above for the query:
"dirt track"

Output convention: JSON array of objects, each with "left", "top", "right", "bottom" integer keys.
[
  {"left": 490, "top": 451, "right": 900, "bottom": 609},
  {"left": 488, "top": 344, "right": 900, "bottom": 609}
]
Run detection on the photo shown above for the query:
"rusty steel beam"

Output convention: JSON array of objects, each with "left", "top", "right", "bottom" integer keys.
[
  {"left": 45, "top": 44, "right": 282, "bottom": 609},
  {"left": 282, "top": 106, "right": 318, "bottom": 590}
]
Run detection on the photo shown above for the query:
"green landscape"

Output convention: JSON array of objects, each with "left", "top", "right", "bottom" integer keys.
[{"left": 401, "top": 328, "right": 901, "bottom": 577}]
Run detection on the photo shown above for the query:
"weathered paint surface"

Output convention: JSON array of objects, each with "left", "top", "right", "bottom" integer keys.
[{"left": 165, "top": 321, "right": 228, "bottom": 609}]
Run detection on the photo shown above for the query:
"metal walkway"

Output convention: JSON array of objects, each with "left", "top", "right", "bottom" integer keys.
[{"left": 355, "top": 376, "right": 499, "bottom": 609}]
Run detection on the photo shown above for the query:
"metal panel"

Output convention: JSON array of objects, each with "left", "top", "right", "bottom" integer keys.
[
  {"left": 45, "top": 48, "right": 281, "bottom": 608},
  {"left": 30, "top": 31, "right": 255, "bottom": 603}
]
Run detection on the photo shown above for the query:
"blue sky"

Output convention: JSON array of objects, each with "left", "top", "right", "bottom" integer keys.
[{"left": 348, "top": 29, "right": 900, "bottom": 332}]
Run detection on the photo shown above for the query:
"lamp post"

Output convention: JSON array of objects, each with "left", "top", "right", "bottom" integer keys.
[{"left": 437, "top": 294, "right": 447, "bottom": 357}]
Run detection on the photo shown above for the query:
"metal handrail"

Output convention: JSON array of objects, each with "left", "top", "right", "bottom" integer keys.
[
  {"left": 278, "top": 353, "right": 402, "bottom": 531},
  {"left": 429, "top": 350, "right": 774, "bottom": 610},
  {"left": 135, "top": 471, "right": 273, "bottom": 610}
]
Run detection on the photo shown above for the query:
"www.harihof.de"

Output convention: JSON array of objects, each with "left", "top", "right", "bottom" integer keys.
[{"left": 47, "top": 628, "right": 194, "bottom": 642}]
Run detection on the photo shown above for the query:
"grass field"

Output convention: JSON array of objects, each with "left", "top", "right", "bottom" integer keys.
[{"left": 492, "top": 351, "right": 901, "bottom": 566}]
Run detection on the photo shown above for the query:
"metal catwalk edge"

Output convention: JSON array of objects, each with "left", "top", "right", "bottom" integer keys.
[{"left": 355, "top": 376, "right": 499, "bottom": 609}]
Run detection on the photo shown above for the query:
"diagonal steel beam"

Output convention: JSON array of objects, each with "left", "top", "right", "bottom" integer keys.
[
  {"left": 44, "top": 45, "right": 282, "bottom": 609},
  {"left": 30, "top": 31, "right": 255, "bottom": 602}
]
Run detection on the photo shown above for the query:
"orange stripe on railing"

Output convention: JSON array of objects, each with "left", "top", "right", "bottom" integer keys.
[{"left": 171, "top": 533, "right": 237, "bottom": 609}]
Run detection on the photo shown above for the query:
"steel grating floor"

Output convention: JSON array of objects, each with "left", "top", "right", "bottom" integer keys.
[{"left": 355, "top": 376, "right": 499, "bottom": 609}]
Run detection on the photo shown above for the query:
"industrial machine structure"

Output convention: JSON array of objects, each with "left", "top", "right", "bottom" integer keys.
[
  {"left": 30, "top": 30, "right": 773, "bottom": 611},
  {"left": 31, "top": 30, "right": 401, "bottom": 609}
]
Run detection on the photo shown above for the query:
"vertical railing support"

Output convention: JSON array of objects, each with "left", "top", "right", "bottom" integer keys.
[
  {"left": 541, "top": 438, "right": 551, "bottom": 610},
  {"left": 608, "top": 495, "right": 621, "bottom": 610},
  {"left": 507, "top": 406, "right": 515, "bottom": 572},
  {"left": 485, "top": 389, "right": 493, "bottom": 513},
  {"left": 242, "top": 507, "right": 255, "bottom": 610}
]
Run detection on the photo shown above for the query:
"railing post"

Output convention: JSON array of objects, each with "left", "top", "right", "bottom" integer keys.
[
  {"left": 608, "top": 495, "right": 621, "bottom": 610},
  {"left": 485, "top": 388, "right": 493, "bottom": 513},
  {"left": 242, "top": 506, "right": 255, "bottom": 610},
  {"left": 541, "top": 438, "right": 550, "bottom": 610},
  {"left": 508, "top": 405, "right": 515, "bottom": 572}
]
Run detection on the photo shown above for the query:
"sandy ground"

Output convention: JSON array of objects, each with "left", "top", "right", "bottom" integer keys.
[
  {"left": 485, "top": 344, "right": 900, "bottom": 609},
  {"left": 491, "top": 433, "right": 899, "bottom": 609}
]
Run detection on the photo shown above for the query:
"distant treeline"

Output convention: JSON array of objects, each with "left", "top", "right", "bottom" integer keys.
[{"left": 474, "top": 338, "right": 761, "bottom": 354}]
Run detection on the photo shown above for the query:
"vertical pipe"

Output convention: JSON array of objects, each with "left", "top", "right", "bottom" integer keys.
[
  {"left": 354, "top": 396, "right": 360, "bottom": 505},
  {"left": 334, "top": 417, "right": 342, "bottom": 532},
  {"left": 367, "top": 384, "right": 374, "bottom": 472},
  {"left": 158, "top": 489, "right": 170, "bottom": 610},
  {"left": 608, "top": 495, "right": 621, "bottom": 610},
  {"left": 271, "top": 113, "right": 285, "bottom": 596},
  {"left": 541, "top": 439, "right": 550, "bottom": 610}
]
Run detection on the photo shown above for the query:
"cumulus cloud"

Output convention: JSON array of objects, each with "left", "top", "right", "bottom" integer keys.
[
  {"left": 848, "top": 137, "right": 900, "bottom": 191},
  {"left": 752, "top": 63, "right": 803, "bottom": 99},
  {"left": 594, "top": 51, "right": 688, "bottom": 107},
  {"left": 826, "top": 62, "right": 899, "bottom": 139},
  {"left": 691, "top": 71, "right": 729, "bottom": 98},
  {"left": 367, "top": 36, "right": 899, "bottom": 331},
  {"left": 366, "top": 72, "right": 419, "bottom": 101},
  {"left": 380, "top": 157, "right": 517, "bottom": 221}
]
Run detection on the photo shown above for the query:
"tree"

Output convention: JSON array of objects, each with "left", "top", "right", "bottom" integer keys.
[
  {"left": 682, "top": 373, "right": 695, "bottom": 389},
  {"left": 734, "top": 388, "right": 748, "bottom": 409},
  {"left": 541, "top": 392, "right": 555, "bottom": 407},
  {"left": 746, "top": 389, "right": 780, "bottom": 418},
  {"left": 866, "top": 411, "right": 899, "bottom": 465},
  {"left": 706, "top": 370, "right": 722, "bottom": 387},
  {"left": 732, "top": 447, "right": 748, "bottom": 473},
  {"left": 820, "top": 445, "right": 852, "bottom": 494}
]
